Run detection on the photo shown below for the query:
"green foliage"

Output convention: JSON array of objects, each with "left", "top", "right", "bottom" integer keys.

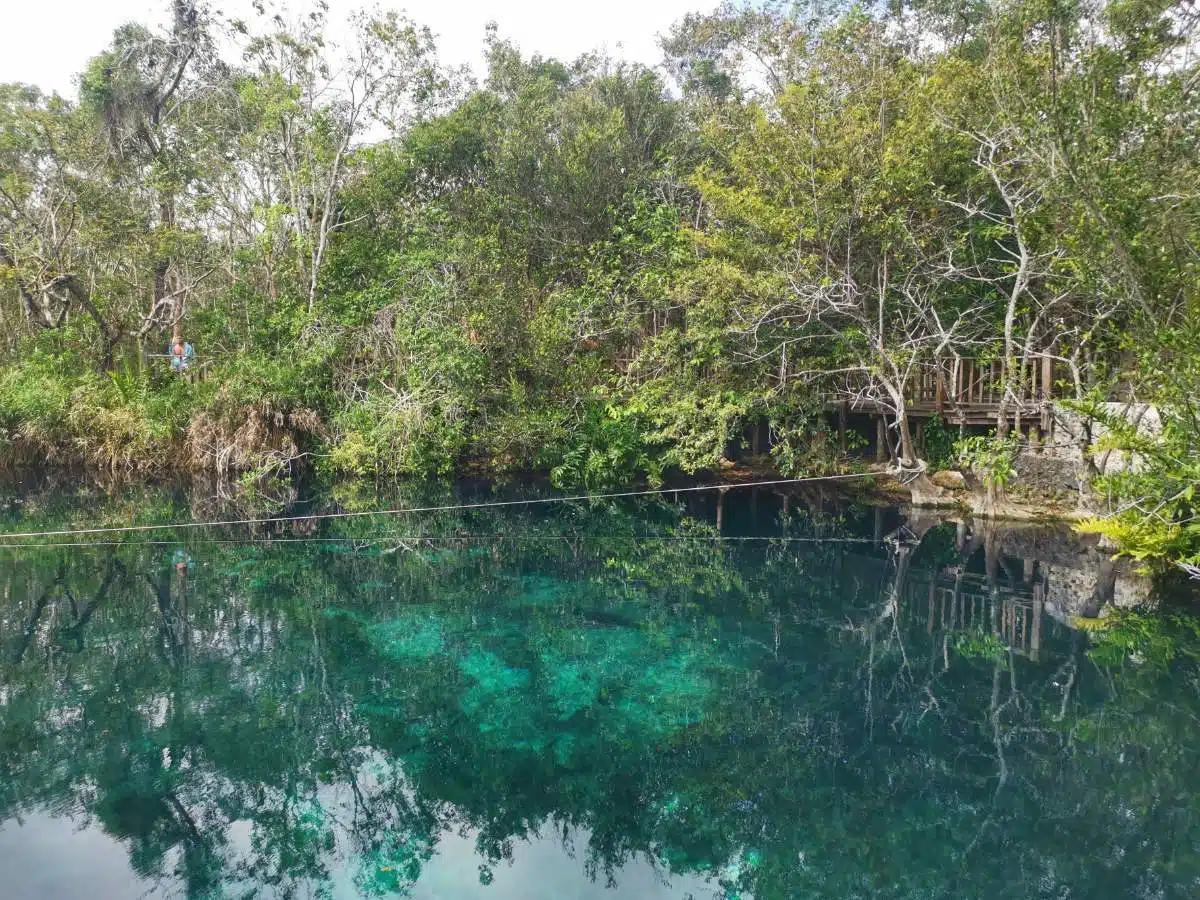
[
  {"left": 326, "top": 390, "right": 470, "bottom": 478},
  {"left": 549, "top": 401, "right": 664, "bottom": 490},
  {"left": 769, "top": 409, "right": 841, "bottom": 477},
  {"left": 1073, "top": 323, "right": 1200, "bottom": 569},
  {"left": 956, "top": 433, "right": 1020, "bottom": 491},
  {"left": 0, "top": 345, "right": 195, "bottom": 470},
  {"left": 950, "top": 630, "right": 1007, "bottom": 663},
  {"left": 0, "top": 0, "right": 1196, "bottom": 531},
  {"left": 0, "top": 348, "right": 77, "bottom": 442},
  {"left": 922, "top": 414, "right": 956, "bottom": 470},
  {"left": 1087, "top": 611, "right": 1200, "bottom": 671}
]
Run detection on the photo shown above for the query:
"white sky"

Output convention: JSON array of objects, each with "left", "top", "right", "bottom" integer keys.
[{"left": 1, "top": 0, "right": 710, "bottom": 98}]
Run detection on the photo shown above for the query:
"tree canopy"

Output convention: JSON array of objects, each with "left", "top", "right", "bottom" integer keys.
[{"left": 0, "top": 0, "right": 1197, "bottom": 567}]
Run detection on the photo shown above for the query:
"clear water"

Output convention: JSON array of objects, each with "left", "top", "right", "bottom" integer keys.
[{"left": 0, "top": 482, "right": 1197, "bottom": 900}]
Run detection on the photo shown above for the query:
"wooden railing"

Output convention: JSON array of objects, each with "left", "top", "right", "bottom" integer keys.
[
  {"left": 840, "top": 550, "right": 1054, "bottom": 659},
  {"left": 145, "top": 353, "right": 211, "bottom": 384},
  {"left": 833, "top": 354, "right": 1061, "bottom": 429},
  {"left": 907, "top": 354, "right": 1058, "bottom": 410}
]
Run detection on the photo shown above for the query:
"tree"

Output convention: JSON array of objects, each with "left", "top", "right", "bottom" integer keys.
[
  {"left": 0, "top": 85, "right": 121, "bottom": 351},
  {"left": 79, "top": 0, "right": 218, "bottom": 340},
  {"left": 236, "top": 1, "right": 441, "bottom": 312}
]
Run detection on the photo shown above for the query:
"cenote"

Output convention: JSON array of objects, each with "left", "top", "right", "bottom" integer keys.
[{"left": 1, "top": 480, "right": 1198, "bottom": 900}]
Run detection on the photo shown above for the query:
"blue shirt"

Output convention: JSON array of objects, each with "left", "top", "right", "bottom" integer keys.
[{"left": 169, "top": 343, "right": 194, "bottom": 371}]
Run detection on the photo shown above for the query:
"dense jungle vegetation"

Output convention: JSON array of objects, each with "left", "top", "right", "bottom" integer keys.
[{"left": 1, "top": 0, "right": 1198, "bottom": 568}]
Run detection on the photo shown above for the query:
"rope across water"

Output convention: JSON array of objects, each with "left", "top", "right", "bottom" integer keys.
[{"left": 0, "top": 473, "right": 876, "bottom": 544}]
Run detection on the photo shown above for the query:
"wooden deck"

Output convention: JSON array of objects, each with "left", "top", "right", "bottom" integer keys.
[{"left": 829, "top": 355, "right": 1059, "bottom": 431}]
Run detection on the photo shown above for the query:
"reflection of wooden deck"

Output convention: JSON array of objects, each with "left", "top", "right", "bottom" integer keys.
[
  {"left": 904, "top": 568, "right": 1046, "bottom": 659},
  {"left": 849, "top": 550, "right": 1050, "bottom": 659}
]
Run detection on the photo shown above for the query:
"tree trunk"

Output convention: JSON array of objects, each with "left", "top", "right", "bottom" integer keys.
[
  {"left": 153, "top": 257, "right": 169, "bottom": 323},
  {"left": 1, "top": 243, "right": 56, "bottom": 328},
  {"left": 151, "top": 196, "right": 176, "bottom": 331},
  {"left": 896, "top": 409, "right": 917, "bottom": 468}
]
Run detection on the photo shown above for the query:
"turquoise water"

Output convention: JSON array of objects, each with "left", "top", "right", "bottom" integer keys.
[{"left": 0, "top": 482, "right": 1197, "bottom": 899}]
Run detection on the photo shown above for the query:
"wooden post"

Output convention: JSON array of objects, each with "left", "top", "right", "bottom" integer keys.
[
  {"left": 985, "top": 532, "right": 1000, "bottom": 584},
  {"left": 875, "top": 417, "right": 887, "bottom": 462},
  {"left": 1014, "top": 360, "right": 1023, "bottom": 434},
  {"left": 936, "top": 368, "right": 946, "bottom": 413},
  {"left": 1031, "top": 584, "right": 1043, "bottom": 661},
  {"left": 1041, "top": 352, "right": 1054, "bottom": 433},
  {"left": 716, "top": 488, "right": 727, "bottom": 533},
  {"left": 838, "top": 401, "right": 849, "bottom": 454}
]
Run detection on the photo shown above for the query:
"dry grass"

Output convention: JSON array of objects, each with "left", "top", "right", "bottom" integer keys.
[{"left": 185, "top": 396, "right": 325, "bottom": 480}]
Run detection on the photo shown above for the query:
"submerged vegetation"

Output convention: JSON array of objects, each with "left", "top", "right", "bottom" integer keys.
[{"left": 1, "top": 0, "right": 1198, "bottom": 568}]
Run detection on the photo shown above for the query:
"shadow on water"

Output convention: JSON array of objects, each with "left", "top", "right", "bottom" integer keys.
[{"left": 0, "top": 480, "right": 1197, "bottom": 899}]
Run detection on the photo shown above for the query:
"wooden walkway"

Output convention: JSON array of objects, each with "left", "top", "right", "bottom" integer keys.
[{"left": 831, "top": 355, "right": 1059, "bottom": 429}]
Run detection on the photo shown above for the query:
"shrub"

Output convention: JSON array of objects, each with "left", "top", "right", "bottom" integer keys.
[{"left": 549, "top": 401, "right": 664, "bottom": 490}]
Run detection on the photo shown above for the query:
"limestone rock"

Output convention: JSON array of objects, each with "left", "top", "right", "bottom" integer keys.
[
  {"left": 908, "top": 474, "right": 961, "bottom": 508},
  {"left": 930, "top": 469, "right": 967, "bottom": 491}
]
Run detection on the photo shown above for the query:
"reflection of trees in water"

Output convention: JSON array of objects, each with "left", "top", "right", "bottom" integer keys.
[{"left": 0, "top": 490, "right": 1195, "bottom": 899}]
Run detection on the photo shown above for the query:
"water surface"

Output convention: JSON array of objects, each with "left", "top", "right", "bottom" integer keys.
[{"left": 0, "top": 482, "right": 1196, "bottom": 899}]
